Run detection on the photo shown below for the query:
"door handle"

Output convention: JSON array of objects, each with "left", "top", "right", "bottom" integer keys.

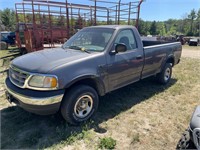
[{"left": 136, "top": 55, "right": 142, "bottom": 60}]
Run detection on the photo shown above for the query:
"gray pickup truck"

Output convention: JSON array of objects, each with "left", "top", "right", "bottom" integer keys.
[{"left": 5, "top": 25, "right": 182, "bottom": 124}]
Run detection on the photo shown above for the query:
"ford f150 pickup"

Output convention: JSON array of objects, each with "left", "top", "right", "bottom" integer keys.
[{"left": 5, "top": 25, "right": 182, "bottom": 124}]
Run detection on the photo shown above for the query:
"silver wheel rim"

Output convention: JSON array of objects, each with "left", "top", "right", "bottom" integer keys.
[
  {"left": 74, "top": 95, "right": 93, "bottom": 119},
  {"left": 164, "top": 68, "right": 171, "bottom": 81}
]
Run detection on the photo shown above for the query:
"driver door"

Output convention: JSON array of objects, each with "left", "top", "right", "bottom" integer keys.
[{"left": 106, "top": 29, "right": 144, "bottom": 91}]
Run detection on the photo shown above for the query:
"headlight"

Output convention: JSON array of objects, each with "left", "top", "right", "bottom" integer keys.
[{"left": 28, "top": 75, "right": 58, "bottom": 89}]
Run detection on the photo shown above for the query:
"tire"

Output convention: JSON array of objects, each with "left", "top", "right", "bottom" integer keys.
[
  {"left": 61, "top": 85, "right": 99, "bottom": 125},
  {"left": 176, "top": 128, "right": 196, "bottom": 149},
  {"left": 156, "top": 63, "right": 172, "bottom": 85},
  {"left": 0, "top": 41, "right": 8, "bottom": 50}
]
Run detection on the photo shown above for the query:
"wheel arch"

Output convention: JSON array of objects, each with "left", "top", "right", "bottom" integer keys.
[
  {"left": 64, "top": 75, "right": 106, "bottom": 96},
  {"left": 158, "top": 55, "right": 175, "bottom": 74},
  {"left": 166, "top": 55, "right": 175, "bottom": 67}
]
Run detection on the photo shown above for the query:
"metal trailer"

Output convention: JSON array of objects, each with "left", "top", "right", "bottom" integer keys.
[{"left": 15, "top": 0, "right": 143, "bottom": 53}]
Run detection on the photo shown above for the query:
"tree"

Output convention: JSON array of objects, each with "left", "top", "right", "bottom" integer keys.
[
  {"left": 138, "top": 19, "right": 146, "bottom": 35},
  {"left": 57, "top": 15, "right": 66, "bottom": 26},
  {"left": 197, "top": 9, "right": 200, "bottom": 36},
  {"left": 169, "top": 24, "right": 177, "bottom": 35},
  {"left": 0, "top": 19, "right": 6, "bottom": 31},
  {"left": 0, "top": 8, "right": 16, "bottom": 31},
  {"left": 197, "top": 9, "right": 200, "bottom": 21},
  {"left": 188, "top": 9, "right": 197, "bottom": 35},
  {"left": 150, "top": 21, "right": 157, "bottom": 35},
  {"left": 157, "top": 22, "right": 166, "bottom": 36}
]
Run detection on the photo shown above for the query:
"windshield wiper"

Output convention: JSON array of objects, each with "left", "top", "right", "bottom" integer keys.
[
  {"left": 81, "top": 48, "right": 91, "bottom": 54},
  {"left": 68, "top": 46, "right": 82, "bottom": 50},
  {"left": 68, "top": 46, "right": 91, "bottom": 54}
]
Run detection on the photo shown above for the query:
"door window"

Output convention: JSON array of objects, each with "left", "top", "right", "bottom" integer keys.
[{"left": 114, "top": 29, "right": 137, "bottom": 50}]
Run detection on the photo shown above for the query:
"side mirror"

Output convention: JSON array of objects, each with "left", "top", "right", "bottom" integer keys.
[
  {"left": 109, "top": 43, "right": 127, "bottom": 55},
  {"left": 115, "top": 43, "right": 127, "bottom": 53}
]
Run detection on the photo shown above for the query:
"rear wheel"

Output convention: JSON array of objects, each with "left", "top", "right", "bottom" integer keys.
[
  {"left": 0, "top": 41, "right": 8, "bottom": 50},
  {"left": 61, "top": 85, "right": 99, "bottom": 125},
  {"left": 156, "top": 63, "right": 172, "bottom": 85}
]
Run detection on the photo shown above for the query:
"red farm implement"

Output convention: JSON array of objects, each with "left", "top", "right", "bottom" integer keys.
[{"left": 15, "top": 0, "right": 143, "bottom": 53}]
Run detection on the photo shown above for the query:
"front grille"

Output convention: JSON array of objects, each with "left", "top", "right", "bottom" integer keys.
[
  {"left": 196, "top": 131, "right": 200, "bottom": 144},
  {"left": 9, "top": 66, "right": 29, "bottom": 87}
]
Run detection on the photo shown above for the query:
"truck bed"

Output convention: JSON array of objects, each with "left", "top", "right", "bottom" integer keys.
[
  {"left": 142, "top": 40, "right": 177, "bottom": 47},
  {"left": 141, "top": 41, "right": 182, "bottom": 79}
]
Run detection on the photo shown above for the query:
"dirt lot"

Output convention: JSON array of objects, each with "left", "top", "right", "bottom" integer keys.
[
  {"left": 0, "top": 45, "right": 200, "bottom": 149},
  {"left": 181, "top": 45, "right": 200, "bottom": 58}
]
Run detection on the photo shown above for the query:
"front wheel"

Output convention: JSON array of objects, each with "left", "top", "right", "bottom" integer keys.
[
  {"left": 61, "top": 85, "right": 99, "bottom": 125},
  {"left": 156, "top": 63, "right": 172, "bottom": 84}
]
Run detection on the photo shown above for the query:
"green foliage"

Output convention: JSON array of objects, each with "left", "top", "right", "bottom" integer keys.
[
  {"left": 57, "top": 15, "right": 66, "bottom": 26},
  {"left": 156, "top": 22, "right": 166, "bottom": 36},
  {"left": 0, "top": 19, "right": 6, "bottom": 30},
  {"left": 0, "top": 8, "right": 16, "bottom": 31},
  {"left": 138, "top": 19, "right": 150, "bottom": 35},
  {"left": 138, "top": 8, "right": 200, "bottom": 36},
  {"left": 150, "top": 21, "right": 157, "bottom": 35},
  {"left": 197, "top": 9, "right": 200, "bottom": 21},
  {"left": 98, "top": 137, "right": 116, "bottom": 149},
  {"left": 188, "top": 9, "right": 197, "bottom": 34},
  {"left": 74, "top": 16, "right": 84, "bottom": 29}
]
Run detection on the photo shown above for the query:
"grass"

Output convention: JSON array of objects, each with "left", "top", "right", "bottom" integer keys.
[
  {"left": 98, "top": 137, "right": 116, "bottom": 149},
  {"left": 0, "top": 47, "right": 19, "bottom": 73},
  {"left": 0, "top": 47, "right": 200, "bottom": 149},
  {"left": 131, "top": 133, "right": 140, "bottom": 145}
]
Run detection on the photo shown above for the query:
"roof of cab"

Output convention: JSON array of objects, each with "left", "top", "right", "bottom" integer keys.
[{"left": 84, "top": 25, "right": 136, "bottom": 30}]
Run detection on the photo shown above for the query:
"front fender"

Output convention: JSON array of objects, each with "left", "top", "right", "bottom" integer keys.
[{"left": 64, "top": 75, "right": 106, "bottom": 96}]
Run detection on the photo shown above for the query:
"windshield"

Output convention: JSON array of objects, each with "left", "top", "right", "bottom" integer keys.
[{"left": 63, "top": 28, "right": 114, "bottom": 52}]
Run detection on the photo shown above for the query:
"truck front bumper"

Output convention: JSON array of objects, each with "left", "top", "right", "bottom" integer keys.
[{"left": 5, "top": 78, "right": 65, "bottom": 115}]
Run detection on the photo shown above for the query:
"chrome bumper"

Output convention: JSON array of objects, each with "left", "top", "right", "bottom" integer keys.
[{"left": 5, "top": 84, "right": 64, "bottom": 106}]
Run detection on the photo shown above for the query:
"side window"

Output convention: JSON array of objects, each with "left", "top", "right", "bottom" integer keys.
[{"left": 115, "top": 29, "right": 137, "bottom": 50}]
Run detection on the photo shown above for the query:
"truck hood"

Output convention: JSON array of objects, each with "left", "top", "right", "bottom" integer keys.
[{"left": 12, "top": 48, "right": 95, "bottom": 73}]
